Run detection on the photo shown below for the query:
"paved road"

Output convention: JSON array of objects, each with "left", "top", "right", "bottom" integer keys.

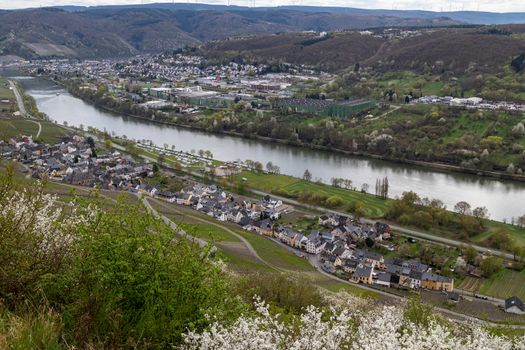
[
  {"left": 9, "top": 80, "right": 27, "bottom": 117},
  {"left": 9, "top": 80, "right": 42, "bottom": 138}
]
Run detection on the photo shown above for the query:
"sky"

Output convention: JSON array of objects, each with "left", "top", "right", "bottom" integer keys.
[{"left": 3, "top": 0, "right": 525, "bottom": 12}]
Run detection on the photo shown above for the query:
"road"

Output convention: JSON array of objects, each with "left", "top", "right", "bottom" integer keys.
[
  {"left": 9, "top": 79, "right": 42, "bottom": 138},
  {"left": 9, "top": 80, "right": 27, "bottom": 117}
]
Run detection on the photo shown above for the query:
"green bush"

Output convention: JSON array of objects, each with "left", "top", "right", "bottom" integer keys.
[{"left": 42, "top": 198, "right": 244, "bottom": 347}]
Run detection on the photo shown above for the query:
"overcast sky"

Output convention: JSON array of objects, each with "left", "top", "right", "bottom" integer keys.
[{"left": 3, "top": 0, "right": 525, "bottom": 12}]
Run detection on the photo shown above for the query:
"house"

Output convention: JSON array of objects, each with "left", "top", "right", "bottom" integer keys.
[
  {"left": 306, "top": 238, "right": 325, "bottom": 255},
  {"left": 351, "top": 265, "right": 374, "bottom": 284},
  {"left": 255, "top": 219, "right": 273, "bottom": 236},
  {"left": 342, "top": 259, "right": 359, "bottom": 274},
  {"left": 504, "top": 297, "right": 525, "bottom": 315},
  {"left": 421, "top": 273, "right": 454, "bottom": 292},
  {"left": 318, "top": 215, "right": 330, "bottom": 226},
  {"left": 375, "top": 272, "right": 392, "bottom": 287}
]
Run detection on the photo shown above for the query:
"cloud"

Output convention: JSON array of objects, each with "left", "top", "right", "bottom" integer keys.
[{"left": 3, "top": 0, "right": 525, "bottom": 12}]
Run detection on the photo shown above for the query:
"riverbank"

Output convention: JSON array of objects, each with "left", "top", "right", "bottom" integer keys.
[{"left": 58, "top": 77, "right": 525, "bottom": 184}]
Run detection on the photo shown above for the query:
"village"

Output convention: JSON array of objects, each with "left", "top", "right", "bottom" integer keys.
[{"left": 0, "top": 132, "right": 461, "bottom": 297}]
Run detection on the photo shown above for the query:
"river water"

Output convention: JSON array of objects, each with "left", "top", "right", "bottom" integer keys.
[{"left": 11, "top": 75, "right": 525, "bottom": 222}]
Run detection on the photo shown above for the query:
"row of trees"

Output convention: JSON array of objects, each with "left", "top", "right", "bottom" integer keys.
[{"left": 375, "top": 177, "right": 389, "bottom": 199}]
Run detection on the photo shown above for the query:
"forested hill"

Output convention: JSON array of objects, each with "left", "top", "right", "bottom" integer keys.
[
  {"left": 53, "top": 3, "right": 525, "bottom": 25},
  {"left": 0, "top": 6, "right": 459, "bottom": 59},
  {"left": 201, "top": 25, "right": 525, "bottom": 73}
]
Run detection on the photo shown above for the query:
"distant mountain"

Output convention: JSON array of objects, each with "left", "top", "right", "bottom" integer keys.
[
  {"left": 0, "top": 6, "right": 461, "bottom": 59},
  {"left": 50, "top": 3, "right": 525, "bottom": 25}
]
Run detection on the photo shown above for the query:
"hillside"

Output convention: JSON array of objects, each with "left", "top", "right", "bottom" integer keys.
[
  {"left": 0, "top": 7, "right": 460, "bottom": 59},
  {"left": 53, "top": 3, "right": 525, "bottom": 25},
  {"left": 201, "top": 26, "right": 525, "bottom": 73}
]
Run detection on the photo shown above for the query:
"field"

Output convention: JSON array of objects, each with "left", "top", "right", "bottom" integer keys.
[
  {"left": 0, "top": 117, "right": 69, "bottom": 143},
  {"left": 457, "top": 276, "right": 485, "bottom": 293},
  {"left": 480, "top": 269, "right": 525, "bottom": 300},
  {"left": 236, "top": 171, "right": 389, "bottom": 218},
  {"left": 0, "top": 78, "right": 13, "bottom": 99}
]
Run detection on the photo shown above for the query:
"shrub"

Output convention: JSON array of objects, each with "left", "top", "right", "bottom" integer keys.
[{"left": 42, "top": 197, "right": 243, "bottom": 347}]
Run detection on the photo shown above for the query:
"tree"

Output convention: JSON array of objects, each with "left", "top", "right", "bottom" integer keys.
[
  {"left": 86, "top": 136, "right": 95, "bottom": 149},
  {"left": 361, "top": 183, "right": 369, "bottom": 193},
  {"left": 472, "top": 206, "right": 489, "bottom": 226},
  {"left": 253, "top": 161, "right": 263, "bottom": 172},
  {"left": 487, "top": 230, "right": 511, "bottom": 251},
  {"left": 454, "top": 201, "right": 472, "bottom": 216},
  {"left": 303, "top": 169, "right": 312, "bottom": 182},
  {"left": 157, "top": 152, "right": 166, "bottom": 167},
  {"left": 480, "top": 256, "right": 503, "bottom": 277},
  {"left": 463, "top": 245, "right": 478, "bottom": 265}
]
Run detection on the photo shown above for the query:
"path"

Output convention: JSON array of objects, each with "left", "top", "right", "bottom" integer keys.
[
  {"left": 9, "top": 79, "right": 42, "bottom": 138},
  {"left": 145, "top": 196, "right": 278, "bottom": 271}
]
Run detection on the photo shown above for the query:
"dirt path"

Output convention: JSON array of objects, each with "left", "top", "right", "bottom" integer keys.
[{"left": 146, "top": 197, "right": 278, "bottom": 271}]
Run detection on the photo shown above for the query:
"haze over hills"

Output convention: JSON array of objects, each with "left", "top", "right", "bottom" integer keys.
[
  {"left": 50, "top": 3, "right": 525, "bottom": 25},
  {"left": 0, "top": 5, "right": 461, "bottom": 59}
]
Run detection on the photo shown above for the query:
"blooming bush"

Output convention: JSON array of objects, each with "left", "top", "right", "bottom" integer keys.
[
  {"left": 0, "top": 167, "right": 91, "bottom": 302},
  {"left": 183, "top": 297, "right": 525, "bottom": 350}
]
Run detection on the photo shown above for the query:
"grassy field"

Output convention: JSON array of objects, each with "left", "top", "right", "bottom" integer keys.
[
  {"left": 0, "top": 78, "right": 13, "bottom": 99},
  {"left": 480, "top": 269, "right": 525, "bottom": 300},
  {"left": 234, "top": 229, "right": 314, "bottom": 272},
  {"left": 237, "top": 171, "right": 389, "bottom": 218},
  {"left": 178, "top": 223, "right": 241, "bottom": 243},
  {"left": 0, "top": 117, "right": 69, "bottom": 143}
]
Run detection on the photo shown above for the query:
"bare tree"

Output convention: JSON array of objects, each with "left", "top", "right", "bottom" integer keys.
[{"left": 454, "top": 201, "right": 472, "bottom": 216}]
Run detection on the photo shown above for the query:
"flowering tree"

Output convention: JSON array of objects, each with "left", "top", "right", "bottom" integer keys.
[
  {"left": 183, "top": 296, "right": 525, "bottom": 350},
  {"left": 0, "top": 162, "right": 90, "bottom": 302}
]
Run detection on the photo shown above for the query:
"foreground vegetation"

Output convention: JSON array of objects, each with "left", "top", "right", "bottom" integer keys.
[{"left": 2, "top": 163, "right": 525, "bottom": 348}]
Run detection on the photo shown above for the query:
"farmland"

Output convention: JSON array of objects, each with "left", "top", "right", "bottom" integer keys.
[
  {"left": 457, "top": 276, "right": 485, "bottom": 293},
  {"left": 480, "top": 269, "right": 525, "bottom": 300},
  {"left": 236, "top": 171, "right": 389, "bottom": 218}
]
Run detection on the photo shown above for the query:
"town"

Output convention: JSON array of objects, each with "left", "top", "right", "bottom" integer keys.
[{"left": 1, "top": 132, "right": 459, "bottom": 296}]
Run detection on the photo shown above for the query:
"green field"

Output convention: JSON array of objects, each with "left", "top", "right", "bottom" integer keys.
[
  {"left": 234, "top": 229, "right": 314, "bottom": 272},
  {"left": 178, "top": 223, "right": 241, "bottom": 243},
  {"left": 237, "top": 171, "right": 389, "bottom": 218},
  {"left": 480, "top": 269, "right": 525, "bottom": 300},
  {"left": 0, "top": 118, "right": 69, "bottom": 143},
  {"left": 0, "top": 78, "right": 13, "bottom": 99}
]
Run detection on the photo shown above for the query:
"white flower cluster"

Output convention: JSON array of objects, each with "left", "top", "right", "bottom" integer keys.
[
  {"left": 183, "top": 297, "right": 525, "bottom": 350},
  {"left": 0, "top": 188, "right": 93, "bottom": 254}
]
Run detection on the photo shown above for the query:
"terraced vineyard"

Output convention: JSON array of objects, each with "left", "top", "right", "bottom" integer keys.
[
  {"left": 480, "top": 270, "right": 525, "bottom": 300},
  {"left": 457, "top": 276, "right": 485, "bottom": 293}
]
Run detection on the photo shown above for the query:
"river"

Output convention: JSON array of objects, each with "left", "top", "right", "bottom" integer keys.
[{"left": 11, "top": 74, "right": 525, "bottom": 222}]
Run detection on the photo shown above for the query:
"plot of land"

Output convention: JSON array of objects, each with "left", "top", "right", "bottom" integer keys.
[
  {"left": 237, "top": 171, "right": 389, "bottom": 218},
  {"left": 0, "top": 118, "right": 69, "bottom": 143},
  {"left": 457, "top": 276, "right": 485, "bottom": 293},
  {"left": 480, "top": 269, "right": 525, "bottom": 301}
]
